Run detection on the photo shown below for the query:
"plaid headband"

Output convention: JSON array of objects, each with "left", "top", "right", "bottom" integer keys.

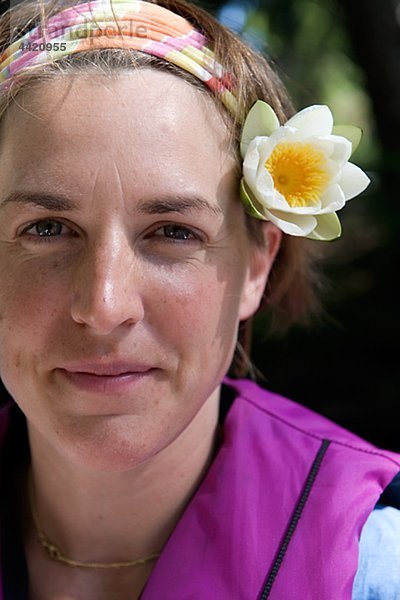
[{"left": 0, "top": 0, "right": 238, "bottom": 112}]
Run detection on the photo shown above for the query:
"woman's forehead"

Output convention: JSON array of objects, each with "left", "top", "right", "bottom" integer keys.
[
  {"left": 0, "top": 70, "right": 238, "bottom": 203},
  {"left": 4, "top": 70, "right": 231, "bottom": 149}
]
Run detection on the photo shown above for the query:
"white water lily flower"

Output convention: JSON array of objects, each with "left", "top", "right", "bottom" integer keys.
[{"left": 239, "top": 101, "right": 371, "bottom": 240}]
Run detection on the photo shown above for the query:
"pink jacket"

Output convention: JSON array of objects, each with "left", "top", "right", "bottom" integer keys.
[{"left": 1, "top": 377, "right": 399, "bottom": 599}]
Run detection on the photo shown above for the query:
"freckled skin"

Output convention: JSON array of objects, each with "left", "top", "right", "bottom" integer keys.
[{"left": 0, "top": 70, "right": 280, "bottom": 472}]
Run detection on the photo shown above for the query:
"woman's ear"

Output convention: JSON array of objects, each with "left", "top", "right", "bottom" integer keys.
[{"left": 238, "top": 222, "right": 282, "bottom": 321}]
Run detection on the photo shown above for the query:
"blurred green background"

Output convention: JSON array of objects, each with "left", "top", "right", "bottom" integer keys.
[{"left": 206, "top": 0, "right": 400, "bottom": 450}]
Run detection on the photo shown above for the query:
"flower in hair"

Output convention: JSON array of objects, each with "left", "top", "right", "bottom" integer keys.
[{"left": 239, "top": 101, "right": 371, "bottom": 240}]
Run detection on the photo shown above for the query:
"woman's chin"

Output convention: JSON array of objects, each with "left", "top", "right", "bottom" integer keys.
[{"left": 48, "top": 414, "right": 171, "bottom": 473}]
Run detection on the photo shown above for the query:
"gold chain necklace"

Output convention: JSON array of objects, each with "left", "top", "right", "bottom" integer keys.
[{"left": 28, "top": 472, "right": 161, "bottom": 569}]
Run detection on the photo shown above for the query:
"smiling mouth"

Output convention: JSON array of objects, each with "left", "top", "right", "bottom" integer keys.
[
  {"left": 61, "top": 360, "right": 154, "bottom": 374},
  {"left": 56, "top": 368, "right": 156, "bottom": 394}
]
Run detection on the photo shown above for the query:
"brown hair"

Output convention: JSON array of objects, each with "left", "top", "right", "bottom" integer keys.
[{"left": 0, "top": 0, "right": 324, "bottom": 376}]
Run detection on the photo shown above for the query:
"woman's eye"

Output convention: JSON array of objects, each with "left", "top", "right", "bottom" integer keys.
[
  {"left": 21, "top": 219, "right": 73, "bottom": 242},
  {"left": 154, "top": 224, "right": 199, "bottom": 241}
]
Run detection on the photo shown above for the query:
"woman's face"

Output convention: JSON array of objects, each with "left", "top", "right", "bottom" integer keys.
[{"left": 0, "top": 70, "right": 279, "bottom": 470}]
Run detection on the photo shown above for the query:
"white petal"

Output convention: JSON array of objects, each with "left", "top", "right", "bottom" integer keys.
[
  {"left": 243, "top": 153, "right": 279, "bottom": 211},
  {"left": 267, "top": 195, "right": 323, "bottom": 214},
  {"left": 266, "top": 189, "right": 323, "bottom": 213},
  {"left": 295, "top": 135, "right": 350, "bottom": 174},
  {"left": 248, "top": 178, "right": 277, "bottom": 209},
  {"left": 243, "top": 136, "right": 277, "bottom": 179},
  {"left": 267, "top": 209, "right": 317, "bottom": 236},
  {"left": 306, "top": 213, "right": 342, "bottom": 241},
  {"left": 318, "top": 184, "right": 346, "bottom": 213},
  {"left": 256, "top": 137, "right": 281, "bottom": 176},
  {"left": 242, "top": 139, "right": 264, "bottom": 187},
  {"left": 323, "top": 135, "right": 352, "bottom": 165},
  {"left": 240, "top": 100, "right": 280, "bottom": 158},
  {"left": 278, "top": 202, "right": 323, "bottom": 215},
  {"left": 332, "top": 125, "right": 362, "bottom": 155},
  {"left": 285, "top": 105, "right": 334, "bottom": 137},
  {"left": 252, "top": 168, "right": 276, "bottom": 199},
  {"left": 339, "top": 162, "right": 371, "bottom": 200},
  {"left": 244, "top": 171, "right": 291, "bottom": 212},
  {"left": 307, "top": 137, "right": 335, "bottom": 158},
  {"left": 267, "top": 125, "right": 298, "bottom": 144}
]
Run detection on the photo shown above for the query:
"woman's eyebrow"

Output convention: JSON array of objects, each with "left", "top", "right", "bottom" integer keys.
[
  {"left": 0, "top": 191, "right": 224, "bottom": 217},
  {"left": 0, "top": 191, "right": 78, "bottom": 212},
  {"left": 137, "top": 195, "right": 223, "bottom": 218}
]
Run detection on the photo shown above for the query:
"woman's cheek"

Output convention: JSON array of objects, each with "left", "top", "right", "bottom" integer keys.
[
  {"left": 157, "top": 270, "right": 240, "bottom": 350},
  {"left": 0, "top": 255, "right": 69, "bottom": 335}
]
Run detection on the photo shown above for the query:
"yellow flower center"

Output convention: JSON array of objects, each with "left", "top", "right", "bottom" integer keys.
[{"left": 265, "top": 142, "right": 330, "bottom": 207}]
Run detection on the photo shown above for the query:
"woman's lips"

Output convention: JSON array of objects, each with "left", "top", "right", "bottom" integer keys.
[{"left": 56, "top": 368, "right": 155, "bottom": 394}]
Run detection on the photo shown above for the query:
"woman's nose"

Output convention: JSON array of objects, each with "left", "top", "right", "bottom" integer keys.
[{"left": 70, "top": 232, "right": 145, "bottom": 335}]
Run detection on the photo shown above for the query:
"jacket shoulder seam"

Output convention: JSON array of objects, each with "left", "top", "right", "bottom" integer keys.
[{"left": 240, "top": 394, "right": 400, "bottom": 468}]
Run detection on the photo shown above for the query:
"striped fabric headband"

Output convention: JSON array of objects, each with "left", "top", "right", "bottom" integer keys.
[{"left": 0, "top": 0, "right": 238, "bottom": 112}]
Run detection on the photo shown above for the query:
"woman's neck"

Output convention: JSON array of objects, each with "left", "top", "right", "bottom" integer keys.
[{"left": 24, "top": 386, "right": 221, "bottom": 565}]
